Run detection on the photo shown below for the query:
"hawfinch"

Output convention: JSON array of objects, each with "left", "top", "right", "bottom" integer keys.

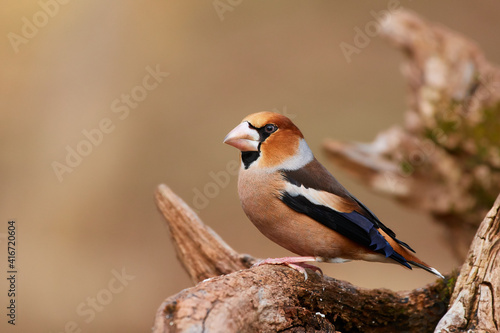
[{"left": 224, "top": 111, "right": 444, "bottom": 279}]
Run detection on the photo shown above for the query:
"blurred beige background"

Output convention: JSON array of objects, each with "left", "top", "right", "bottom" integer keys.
[{"left": 1, "top": 1, "right": 499, "bottom": 332}]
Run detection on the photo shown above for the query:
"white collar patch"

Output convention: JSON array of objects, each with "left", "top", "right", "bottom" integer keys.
[{"left": 279, "top": 139, "right": 314, "bottom": 171}]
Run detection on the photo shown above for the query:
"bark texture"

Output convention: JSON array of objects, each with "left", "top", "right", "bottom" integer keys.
[
  {"left": 323, "top": 10, "right": 500, "bottom": 260},
  {"left": 435, "top": 195, "right": 500, "bottom": 333},
  {"left": 155, "top": 184, "right": 252, "bottom": 284}
]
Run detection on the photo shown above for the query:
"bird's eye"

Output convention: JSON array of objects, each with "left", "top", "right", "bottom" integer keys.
[{"left": 264, "top": 124, "right": 277, "bottom": 133}]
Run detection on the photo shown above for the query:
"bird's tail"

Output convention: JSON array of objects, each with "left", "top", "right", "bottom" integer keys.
[
  {"left": 379, "top": 229, "right": 445, "bottom": 279},
  {"left": 407, "top": 260, "right": 444, "bottom": 279}
]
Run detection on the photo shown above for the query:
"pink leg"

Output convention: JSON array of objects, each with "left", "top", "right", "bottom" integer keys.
[{"left": 252, "top": 256, "right": 323, "bottom": 280}]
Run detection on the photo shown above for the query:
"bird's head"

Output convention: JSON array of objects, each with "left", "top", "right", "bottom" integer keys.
[{"left": 223, "top": 111, "right": 313, "bottom": 170}]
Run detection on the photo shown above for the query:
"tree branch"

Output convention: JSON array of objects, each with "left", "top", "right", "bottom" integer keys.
[
  {"left": 435, "top": 194, "right": 500, "bottom": 332},
  {"left": 155, "top": 184, "right": 252, "bottom": 284}
]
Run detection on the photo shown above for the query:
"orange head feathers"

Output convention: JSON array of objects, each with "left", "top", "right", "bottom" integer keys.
[{"left": 224, "top": 112, "right": 310, "bottom": 170}]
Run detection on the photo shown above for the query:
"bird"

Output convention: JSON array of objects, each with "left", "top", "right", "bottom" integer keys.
[{"left": 223, "top": 111, "right": 444, "bottom": 279}]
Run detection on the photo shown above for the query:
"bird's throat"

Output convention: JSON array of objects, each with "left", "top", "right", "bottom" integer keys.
[{"left": 241, "top": 151, "right": 260, "bottom": 169}]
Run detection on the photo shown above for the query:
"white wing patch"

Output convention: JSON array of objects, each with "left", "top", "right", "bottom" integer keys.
[{"left": 284, "top": 182, "right": 355, "bottom": 213}]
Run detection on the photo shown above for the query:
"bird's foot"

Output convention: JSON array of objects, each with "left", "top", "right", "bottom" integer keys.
[{"left": 252, "top": 256, "right": 323, "bottom": 280}]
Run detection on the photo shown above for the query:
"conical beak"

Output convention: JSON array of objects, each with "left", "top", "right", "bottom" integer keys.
[{"left": 223, "top": 122, "right": 260, "bottom": 152}]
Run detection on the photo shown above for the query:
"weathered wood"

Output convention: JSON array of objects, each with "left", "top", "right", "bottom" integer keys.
[
  {"left": 153, "top": 184, "right": 453, "bottom": 333},
  {"left": 323, "top": 10, "right": 500, "bottom": 260},
  {"left": 154, "top": 265, "right": 452, "bottom": 333},
  {"left": 155, "top": 184, "right": 252, "bottom": 284},
  {"left": 435, "top": 194, "right": 500, "bottom": 333}
]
